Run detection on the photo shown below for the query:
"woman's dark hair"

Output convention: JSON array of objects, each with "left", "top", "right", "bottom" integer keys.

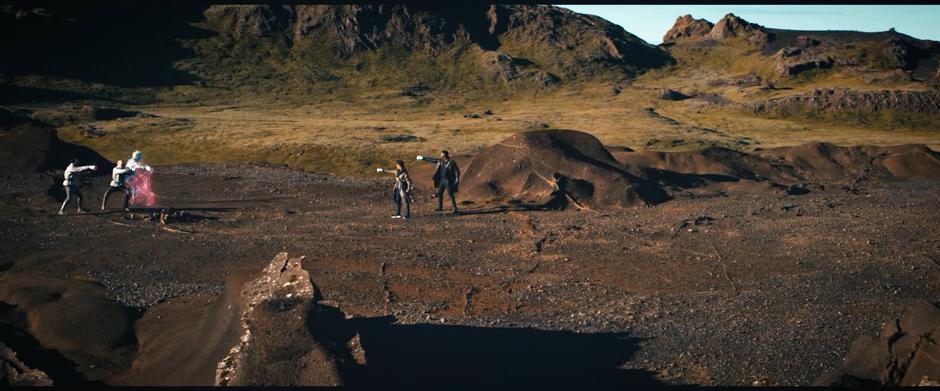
[
  {"left": 441, "top": 150, "right": 450, "bottom": 158},
  {"left": 395, "top": 159, "right": 405, "bottom": 168}
]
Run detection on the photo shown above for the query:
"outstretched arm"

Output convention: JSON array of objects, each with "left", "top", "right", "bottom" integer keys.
[
  {"left": 417, "top": 155, "right": 440, "bottom": 164},
  {"left": 76, "top": 165, "right": 97, "bottom": 172},
  {"left": 375, "top": 168, "right": 397, "bottom": 175}
]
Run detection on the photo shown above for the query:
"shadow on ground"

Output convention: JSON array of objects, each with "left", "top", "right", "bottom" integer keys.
[{"left": 347, "top": 316, "right": 664, "bottom": 389}]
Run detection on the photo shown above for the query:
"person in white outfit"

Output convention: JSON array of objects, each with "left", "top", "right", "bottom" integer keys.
[
  {"left": 101, "top": 160, "right": 133, "bottom": 212},
  {"left": 59, "top": 158, "right": 97, "bottom": 215},
  {"left": 126, "top": 150, "right": 152, "bottom": 173}
]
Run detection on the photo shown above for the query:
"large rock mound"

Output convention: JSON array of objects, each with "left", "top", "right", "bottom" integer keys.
[
  {"left": 0, "top": 107, "right": 113, "bottom": 173},
  {"left": 461, "top": 130, "right": 670, "bottom": 209}
]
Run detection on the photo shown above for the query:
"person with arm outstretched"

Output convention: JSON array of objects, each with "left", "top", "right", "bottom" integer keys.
[
  {"left": 416, "top": 150, "right": 460, "bottom": 214},
  {"left": 101, "top": 160, "right": 133, "bottom": 212},
  {"left": 377, "top": 159, "right": 413, "bottom": 219},
  {"left": 59, "top": 158, "right": 97, "bottom": 215}
]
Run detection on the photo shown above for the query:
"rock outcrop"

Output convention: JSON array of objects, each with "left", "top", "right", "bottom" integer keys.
[
  {"left": 753, "top": 88, "right": 940, "bottom": 114},
  {"left": 215, "top": 252, "right": 360, "bottom": 386},
  {"left": 662, "top": 15, "right": 712, "bottom": 42},
  {"left": 774, "top": 55, "right": 834, "bottom": 78},
  {"left": 817, "top": 300, "right": 940, "bottom": 386},
  {"left": 706, "top": 13, "right": 772, "bottom": 45},
  {"left": 0, "top": 343, "right": 53, "bottom": 386}
]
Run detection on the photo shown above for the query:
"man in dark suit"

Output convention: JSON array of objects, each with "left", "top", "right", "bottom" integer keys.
[{"left": 417, "top": 150, "right": 461, "bottom": 214}]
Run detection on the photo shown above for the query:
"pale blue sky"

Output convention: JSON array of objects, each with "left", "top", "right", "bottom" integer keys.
[{"left": 560, "top": 5, "right": 940, "bottom": 45}]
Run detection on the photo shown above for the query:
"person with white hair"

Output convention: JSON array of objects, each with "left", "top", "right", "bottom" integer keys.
[
  {"left": 58, "top": 158, "right": 97, "bottom": 215},
  {"left": 101, "top": 159, "right": 133, "bottom": 212},
  {"left": 126, "top": 150, "right": 152, "bottom": 173}
]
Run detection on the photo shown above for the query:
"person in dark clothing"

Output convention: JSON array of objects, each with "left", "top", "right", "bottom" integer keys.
[
  {"left": 417, "top": 150, "right": 460, "bottom": 214},
  {"left": 377, "top": 159, "right": 413, "bottom": 219},
  {"left": 58, "top": 158, "right": 98, "bottom": 215},
  {"left": 101, "top": 159, "right": 133, "bottom": 212}
]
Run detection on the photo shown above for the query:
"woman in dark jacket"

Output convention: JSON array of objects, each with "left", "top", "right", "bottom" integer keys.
[{"left": 377, "top": 159, "right": 413, "bottom": 219}]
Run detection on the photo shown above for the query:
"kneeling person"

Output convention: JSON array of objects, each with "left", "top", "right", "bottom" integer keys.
[{"left": 101, "top": 160, "right": 133, "bottom": 212}]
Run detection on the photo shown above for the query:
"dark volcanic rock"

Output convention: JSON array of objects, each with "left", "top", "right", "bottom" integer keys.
[
  {"left": 657, "top": 88, "right": 691, "bottom": 101},
  {"left": 662, "top": 14, "right": 713, "bottom": 42},
  {"left": 817, "top": 300, "right": 940, "bottom": 386},
  {"left": 774, "top": 56, "right": 835, "bottom": 78}
]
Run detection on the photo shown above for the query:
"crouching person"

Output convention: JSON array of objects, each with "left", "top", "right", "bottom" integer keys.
[
  {"left": 101, "top": 160, "right": 133, "bottom": 212},
  {"left": 377, "top": 159, "right": 413, "bottom": 219},
  {"left": 59, "top": 158, "right": 97, "bottom": 215}
]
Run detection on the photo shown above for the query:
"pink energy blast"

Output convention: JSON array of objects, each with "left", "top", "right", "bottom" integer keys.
[{"left": 127, "top": 169, "right": 157, "bottom": 206}]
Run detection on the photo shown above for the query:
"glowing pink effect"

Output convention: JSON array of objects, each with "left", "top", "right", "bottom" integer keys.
[{"left": 127, "top": 169, "right": 158, "bottom": 207}]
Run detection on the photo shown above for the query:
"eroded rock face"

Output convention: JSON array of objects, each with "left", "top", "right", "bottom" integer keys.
[
  {"left": 817, "top": 300, "right": 940, "bottom": 386},
  {"left": 201, "top": 4, "right": 672, "bottom": 74},
  {"left": 0, "top": 343, "right": 53, "bottom": 386},
  {"left": 706, "top": 13, "right": 772, "bottom": 45},
  {"left": 753, "top": 88, "right": 940, "bottom": 114},
  {"left": 774, "top": 56, "right": 835, "bottom": 78},
  {"left": 215, "top": 252, "right": 355, "bottom": 386},
  {"left": 662, "top": 14, "right": 712, "bottom": 42}
]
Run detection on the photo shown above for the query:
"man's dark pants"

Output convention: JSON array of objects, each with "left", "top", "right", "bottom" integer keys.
[
  {"left": 436, "top": 181, "right": 458, "bottom": 211},
  {"left": 102, "top": 185, "right": 131, "bottom": 210}
]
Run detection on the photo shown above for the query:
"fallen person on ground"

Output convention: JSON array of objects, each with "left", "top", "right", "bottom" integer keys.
[
  {"left": 377, "top": 159, "right": 413, "bottom": 219},
  {"left": 58, "top": 158, "right": 97, "bottom": 215},
  {"left": 417, "top": 150, "right": 460, "bottom": 214},
  {"left": 101, "top": 159, "right": 133, "bottom": 212}
]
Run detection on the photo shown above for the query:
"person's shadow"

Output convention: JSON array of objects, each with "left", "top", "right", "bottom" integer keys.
[{"left": 341, "top": 315, "right": 665, "bottom": 389}]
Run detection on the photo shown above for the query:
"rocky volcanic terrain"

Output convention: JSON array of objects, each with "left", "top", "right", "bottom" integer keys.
[
  {"left": 2, "top": 111, "right": 940, "bottom": 386},
  {"left": 2, "top": 3, "right": 940, "bottom": 388}
]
